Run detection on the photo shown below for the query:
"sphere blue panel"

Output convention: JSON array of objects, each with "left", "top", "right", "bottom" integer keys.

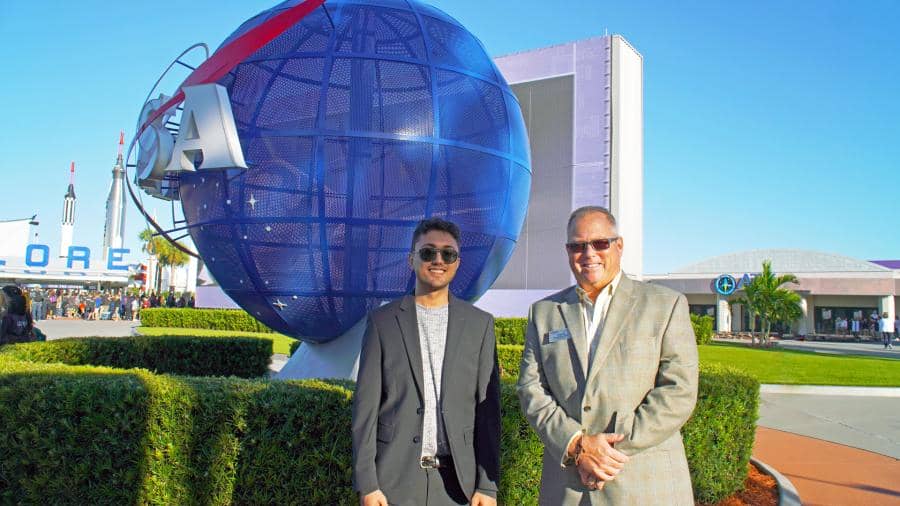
[{"left": 178, "top": 0, "right": 531, "bottom": 341}]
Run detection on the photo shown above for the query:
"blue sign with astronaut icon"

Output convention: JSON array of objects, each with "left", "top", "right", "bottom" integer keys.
[
  {"left": 714, "top": 274, "right": 737, "bottom": 296},
  {"left": 134, "top": 0, "right": 532, "bottom": 341}
]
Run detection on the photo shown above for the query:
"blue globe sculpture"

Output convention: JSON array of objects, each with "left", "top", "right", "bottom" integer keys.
[{"left": 177, "top": 0, "right": 531, "bottom": 341}]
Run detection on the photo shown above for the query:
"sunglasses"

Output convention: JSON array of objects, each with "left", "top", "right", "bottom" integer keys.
[
  {"left": 565, "top": 237, "right": 619, "bottom": 254},
  {"left": 416, "top": 246, "right": 459, "bottom": 264}
]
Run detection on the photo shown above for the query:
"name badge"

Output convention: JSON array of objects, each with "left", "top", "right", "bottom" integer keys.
[{"left": 548, "top": 329, "right": 572, "bottom": 343}]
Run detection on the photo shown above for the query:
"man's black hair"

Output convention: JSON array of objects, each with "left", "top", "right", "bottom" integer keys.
[{"left": 410, "top": 217, "right": 461, "bottom": 250}]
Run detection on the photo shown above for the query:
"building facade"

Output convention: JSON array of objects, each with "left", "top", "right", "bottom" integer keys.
[
  {"left": 474, "top": 35, "right": 644, "bottom": 316},
  {"left": 646, "top": 249, "right": 900, "bottom": 336}
]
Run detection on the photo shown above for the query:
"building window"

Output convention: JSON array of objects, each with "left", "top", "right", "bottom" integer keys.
[{"left": 814, "top": 306, "right": 879, "bottom": 337}]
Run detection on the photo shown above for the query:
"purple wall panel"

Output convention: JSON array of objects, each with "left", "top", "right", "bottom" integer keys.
[
  {"left": 494, "top": 44, "right": 574, "bottom": 85},
  {"left": 494, "top": 37, "right": 612, "bottom": 212}
]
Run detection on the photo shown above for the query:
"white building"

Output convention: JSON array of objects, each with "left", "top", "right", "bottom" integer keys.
[{"left": 646, "top": 249, "right": 900, "bottom": 335}]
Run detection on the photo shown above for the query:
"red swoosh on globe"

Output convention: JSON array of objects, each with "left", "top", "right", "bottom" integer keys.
[{"left": 138, "top": 0, "right": 326, "bottom": 136}]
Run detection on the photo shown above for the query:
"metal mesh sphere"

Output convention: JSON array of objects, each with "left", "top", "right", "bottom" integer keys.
[{"left": 178, "top": 0, "right": 531, "bottom": 341}]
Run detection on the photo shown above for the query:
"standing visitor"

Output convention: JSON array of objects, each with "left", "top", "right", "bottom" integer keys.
[
  {"left": 517, "top": 206, "right": 698, "bottom": 504},
  {"left": 352, "top": 217, "right": 500, "bottom": 506}
]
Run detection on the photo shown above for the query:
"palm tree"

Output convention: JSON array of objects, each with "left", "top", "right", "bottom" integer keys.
[
  {"left": 729, "top": 260, "right": 801, "bottom": 346},
  {"left": 156, "top": 239, "right": 189, "bottom": 292},
  {"left": 139, "top": 228, "right": 189, "bottom": 293},
  {"left": 139, "top": 228, "right": 163, "bottom": 293}
]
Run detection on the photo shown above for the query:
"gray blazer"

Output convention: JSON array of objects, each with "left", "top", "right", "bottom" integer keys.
[
  {"left": 352, "top": 295, "right": 501, "bottom": 504},
  {"left": 517, "top": 275, "right": 699, "bottom": 505}
]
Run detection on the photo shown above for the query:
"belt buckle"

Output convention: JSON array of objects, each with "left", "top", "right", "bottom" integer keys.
[{"left": 420, "top": 456, "right": 437, "bottom": 469}]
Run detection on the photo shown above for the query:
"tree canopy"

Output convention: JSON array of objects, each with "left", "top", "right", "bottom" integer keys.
[{"left": 730, "top": 260, "right": 802, "bottom": 345}]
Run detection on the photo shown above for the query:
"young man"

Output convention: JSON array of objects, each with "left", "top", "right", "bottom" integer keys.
[
  {"left": 517, "top": 206, "right": 698, "bottom": 505},
  {"left": 352, "top": 217, "right": 500, "bottom": 506}
]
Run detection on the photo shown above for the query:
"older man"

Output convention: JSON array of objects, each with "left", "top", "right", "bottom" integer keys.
[{"left": 517, "top": 206, "right": 699, "bottom": 505}]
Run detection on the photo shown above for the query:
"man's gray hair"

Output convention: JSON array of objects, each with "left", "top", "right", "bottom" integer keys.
[{"left": 567, "top": 206, "right": 617, "bottom": 233}]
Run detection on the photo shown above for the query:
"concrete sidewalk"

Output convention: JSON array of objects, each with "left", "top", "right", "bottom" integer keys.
[
  {"left": 754, "top": 427, "right": 900, "bottom": 506},
  {"left": 759, "top": 390, "right": 900, "bottom": 459},
  {"left": 34, "top": 319, "right": 140, "bottom": 339},
  {"left": 777, "top": 339, "right": 900, "bottom": 360}
]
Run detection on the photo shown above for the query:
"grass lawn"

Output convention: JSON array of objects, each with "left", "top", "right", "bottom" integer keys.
[
  {"left": 137, "top": 327, "right": 298, "bottom": 356},
  {"left": 699, "top": 343, "right": 900, "bottom": 386}
]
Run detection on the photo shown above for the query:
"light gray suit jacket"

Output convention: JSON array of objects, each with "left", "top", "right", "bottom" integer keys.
[
  {"left": 517, "top": 275, "right": 699, "bottom": 505},
  {"left": 352, "top": 295, "right": 501, "bottom": 505}
]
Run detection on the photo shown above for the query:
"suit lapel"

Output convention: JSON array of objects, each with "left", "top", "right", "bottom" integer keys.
[
  {"left": 587, "top": 274, "right": 637, "bottom": 386},
  {"left": 440, "top": 295, "right": 466, "bottom": 400},
  {"left": 557, "top": 288, "right": 589, "bottom": 381},
  {"left": 397, "top": 295, "right": 425, "bottom": 401}
]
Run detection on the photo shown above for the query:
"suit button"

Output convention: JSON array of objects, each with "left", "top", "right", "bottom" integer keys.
[
  {"left": 413, "top": 436, "right": 421, "bottom": 443},
  {"left": 417, "top": 407, "right": 424, "bottom": 415},
  {"left": 583, "top": 405, "right": 591, "bottom": 412}
]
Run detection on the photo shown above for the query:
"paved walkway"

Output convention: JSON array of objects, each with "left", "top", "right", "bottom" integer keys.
[
  {"left": 777, "top": 339, "right": 900, "bottom": 360},
  {"left": 759, "top": 391, "right": 900, "bottom": 459},
  {"left": 715, "top": 337, "right": 900, "bottom": 359},
  {"left": 754, "top": 427, "right": 900, "bottom": 506},
  {"left": 35, "top": 319, "right": 139, "bottom": 339}
]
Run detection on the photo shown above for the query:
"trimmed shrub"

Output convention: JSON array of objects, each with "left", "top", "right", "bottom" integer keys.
[
  {"left": 495, "top": 317, "right": 527, "bottom": 345},
  {"left": 691, "top": 314, "right": 715, "bottom": 345},
  {"left": 683, "top": 363, "right": 759, "bottom": 503},
  {"left": 499, "top": 379, "right": 542, "bottom": 504},
  {"left": 0, "top": 357, "right": 354, "bottom": 505},
  {"left": 140, "top": 308, "right": 275, "bottom": 333},
  {"left": 498, "top": 344, "right": 523, "bottom": 379},
  {"left": 0, "top": 343, "right": 756, "bottom": 505},
  {"left": 0, "top": 336, "right": 271, "bottom": 378},
  {"left": 289, "top": 340, "right": 302, "bottom": 357}
]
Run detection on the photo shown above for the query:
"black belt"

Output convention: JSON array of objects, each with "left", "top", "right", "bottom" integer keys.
[{"left": 420, "top": 455, "right": 452, "bottom": 469}]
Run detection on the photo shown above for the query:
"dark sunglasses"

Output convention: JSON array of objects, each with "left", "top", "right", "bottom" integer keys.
[
  {"left": 416, "top": 247, "right": 459, "bottom": 264},
  {"left": 565, "top": 237, "right": 619, "bottom": 254}
]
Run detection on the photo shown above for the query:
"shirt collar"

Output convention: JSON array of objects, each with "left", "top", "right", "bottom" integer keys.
[{"left": 576, "top": 270, "right": 623, "bottom": 305}]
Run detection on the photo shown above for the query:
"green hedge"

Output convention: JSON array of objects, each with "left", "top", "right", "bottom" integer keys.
[
  {"left": 0, "top": 341, "right": 756, "bottom": 505},
  {"left": 140, "top": 308, "right": 275, "bottom": 333},
  {"left": 0, "top": 357, "right": 355, "bottom": 505},
  {"left": 0, "top": 336, "right": 271, "bottom": 378},
  {"left": 498, "top": 344, "right": 523, "bottom": 378},
  {"left": 289, "top": 340, "right": 302, "bottom": 357},
  {"left": 143, "top": 310, "right": 526, "bottom": 347},
  {"left": 683, "top": 363, "right": 759, "bottom": 503},
  {"left": 495, "top": 317, "right": 527, "bottom": 345},
  {"left": 691, "top": 314, "right": 715, "bottom": 345},
  {"left": 496, "top": 344, "right": 758, "bottom": 504}
]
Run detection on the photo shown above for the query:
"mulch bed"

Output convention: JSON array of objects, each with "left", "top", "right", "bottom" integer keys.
[{"left": 701, "top": 462, "right": 778, "bottom": 506}]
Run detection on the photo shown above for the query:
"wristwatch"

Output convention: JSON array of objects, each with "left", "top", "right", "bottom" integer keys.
[{"left": 563, "top": 434, "right": 584, "bottom": 467}]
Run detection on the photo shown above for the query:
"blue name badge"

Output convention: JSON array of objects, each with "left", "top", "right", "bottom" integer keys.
[{"left": 548, "top": 329, "right": 572, "bottom": 343}]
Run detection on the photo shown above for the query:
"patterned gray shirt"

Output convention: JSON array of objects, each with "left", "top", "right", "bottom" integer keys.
[{"left": 416, "top": 303, "right": 450, "bottom": 457}]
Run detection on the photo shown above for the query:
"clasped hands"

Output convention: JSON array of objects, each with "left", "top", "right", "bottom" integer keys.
[{"left": 568, "top": 432, "right": 630, "bottom": 491}]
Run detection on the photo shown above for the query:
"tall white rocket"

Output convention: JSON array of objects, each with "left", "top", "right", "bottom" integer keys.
[
  {"left": 102, "top": 132, "right": 127, "bottom": 263},
  {"left": 59, "top": 161, "right": 76, "bottom": 257}
]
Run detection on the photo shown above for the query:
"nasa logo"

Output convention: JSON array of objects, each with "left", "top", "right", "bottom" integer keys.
[{"left": 136, "top": 84, "right": 247, "bottom": 199}]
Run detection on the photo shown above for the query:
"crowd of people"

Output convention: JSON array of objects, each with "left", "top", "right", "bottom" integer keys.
[
  {"left": 829, "top": 311, "right": 899, "bottom": 347},
  {"left": 25, "top": 288, "right": 195, "bottom": 322}
]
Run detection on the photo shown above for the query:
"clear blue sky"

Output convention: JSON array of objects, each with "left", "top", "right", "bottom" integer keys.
[{"left": 1, "top": 0, "right": 897, "bottom": 273}]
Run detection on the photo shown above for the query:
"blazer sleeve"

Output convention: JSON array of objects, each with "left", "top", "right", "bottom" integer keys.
[
  {"left": 619, "top": 294, "right": 699, "bottom": 454},
  {"left": 351, "top": 316, "right": 382, "bottom": 495},
  {"left": 516, "top": 304, "right": 582, "bottom": 464},
  {"left": 474, "top": 315, "right": 501, "bottom": 497}
]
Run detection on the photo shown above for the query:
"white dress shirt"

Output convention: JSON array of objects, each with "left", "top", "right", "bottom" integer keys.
[
  {"left": 562, "top": 270, "right": 623, "bottom": 466},
  {"left": 577, "top": 270, "right": 624, "bottom": 366}
]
